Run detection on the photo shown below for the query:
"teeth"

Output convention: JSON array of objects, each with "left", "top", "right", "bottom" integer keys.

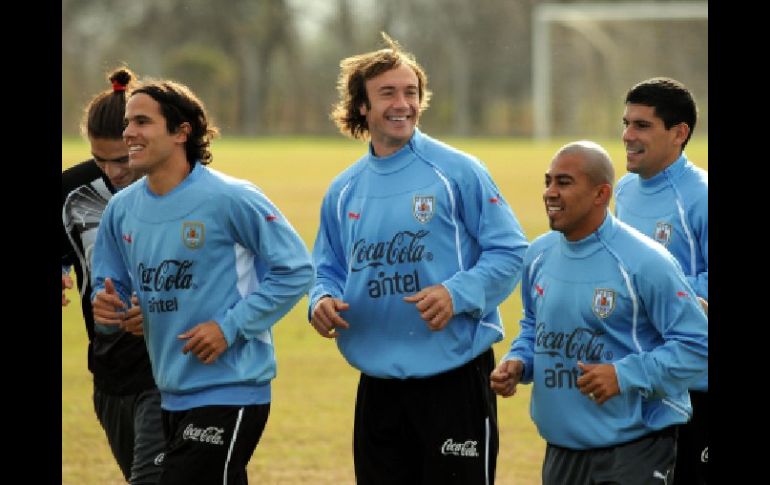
[
  {"left": 547, "top": 206, "right": 562, "bottom": 212},
  {"left": 128, "top": 145, "right": 143, "bottom": 153},
  {"left": 388, "top": 116, "right": 407, "bottom": 121}
]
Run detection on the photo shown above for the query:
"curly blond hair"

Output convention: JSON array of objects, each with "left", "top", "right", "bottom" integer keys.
[{"left": 330, "top": 32, "right": 432, "bottom": 140}]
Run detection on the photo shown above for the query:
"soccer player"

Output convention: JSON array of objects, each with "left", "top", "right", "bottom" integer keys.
[
  {"left": 90, "top": 78, "right": 314, "bottom": 484},
  {"left": 309, "top": 33, "right": 529, "bottom": 484},
  {"left": 490, "top": 140, "right": 708, "bottom": 485},
  {"left": 615, "top": 77, "right": 708, "bottom": 485},
  {"left": 62, "top": 66, "right": 165, "bottom": 484}
]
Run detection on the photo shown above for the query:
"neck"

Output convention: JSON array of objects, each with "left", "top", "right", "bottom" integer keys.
[
  {"left": 370, "top": 130, "right": 414, "bottom": 158},
  {"left": 640, "top": 151, "right": 682, "bottom": 180},
  {"left": 564, "top": 210, "right": 607, "bottom": 241},
  {"left": 147, "top": 154, "right": 193, "bottom": 195}
]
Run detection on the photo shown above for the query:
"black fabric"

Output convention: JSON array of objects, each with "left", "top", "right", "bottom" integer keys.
[
  {"left": 354, "top": 348, "right": 498, "bottom": 485},
  {"left": 62, "top": 159, "right": 156, "bottom": 395},
  {"left": 673, "top": 390, "right": 708, "bottom": 485},
  {"left": 93, "top": 387, "right": 165, "bottom": 484},
  {"left": 542, "top": 426, "right": 677, "bottom": 485},
  {"left": 159, "top": 404, "right": 270, "bottom": 485}
]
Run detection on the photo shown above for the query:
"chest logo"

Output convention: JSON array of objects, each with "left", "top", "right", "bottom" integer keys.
[
  {"left": 182, "top": 222, "right": 205, "bottom": 249},
  {"left": 413, "top": 195, "right": 435, "bottom": 224},
  {"left": 592, "top": 288, "right": 616, "bottom": 319},
  {"left": 653, "top": 222, "right": 673, "bottom": 246}
]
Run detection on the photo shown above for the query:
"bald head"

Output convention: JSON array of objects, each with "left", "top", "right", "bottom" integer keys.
[{"left": 554, "top": 140, "right": 615, "bottom": 188}]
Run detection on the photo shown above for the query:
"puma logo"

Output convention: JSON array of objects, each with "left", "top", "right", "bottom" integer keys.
[{"left": 653, "top": 469, "right": 671, "bottom": 484}]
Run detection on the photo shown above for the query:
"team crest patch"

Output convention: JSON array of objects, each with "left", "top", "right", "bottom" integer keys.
[
  {"left": 413, "top": 195, "right": 435, "bottom": 224},
  {"left": 592, "top": 288, "right": 616, "bottom": 319},
  {"left": 654, "top": 222, "right": 673, "bottom": 246},
  {"left": 182, "top": 222, "right": 205, "bottom": 249}
]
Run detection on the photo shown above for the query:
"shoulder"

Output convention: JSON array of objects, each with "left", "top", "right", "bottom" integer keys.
[
  {"left": 614, "top": 173, "right": 637, "bottom": 198},
  {"left": 413, "top": 131, "right": 487, "bottom": 179},
  {"left": 107, "top": 177, "right": 143, "bottom": 207},
  {"left": 611, "top": 220, "right": 681, "bottom": 272},
  {"left": 62, "top": 159, "right": 103, "bottom": 193},
  {"left": 326, "top": 157, "right": 368, "bottom": 197},
  {"left": 200, "top": 166, "right": 270, "bottom": 205},
  {"left": 525, "top": 231, "right": 559, "bottom": 264},
  {"left": 680, "top": 162, "right": 708, "bottom": 204}
]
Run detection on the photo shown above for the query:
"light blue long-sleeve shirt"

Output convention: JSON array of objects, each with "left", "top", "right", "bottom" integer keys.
[
  {"left": 504, "top": 214, "right": 708, "bottom": 449},
  {"left": 309, "top": 128, "right": 529, "bottom": 378},
  {"left": 92, "top": 162, "right": 314, "bottom": 410},
  {"left": 615, "top": 153, "right": 708, "bottom": 391}
]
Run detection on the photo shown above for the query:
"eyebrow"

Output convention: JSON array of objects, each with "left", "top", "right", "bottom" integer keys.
[
  {"left": 377, "top": 84, "right": 418, "bottom": 92},
  {"left": 125, "top": 114, "right": 153, "bottom": 123},
  {"left": 92, "top": 154, "right": 129, "bottom": 163},
  {"left": 545, "top": 173, "right": 575, "bottom": 181},
  {"left": 623, "top": 116, "right": 653, "bottom": 125}
]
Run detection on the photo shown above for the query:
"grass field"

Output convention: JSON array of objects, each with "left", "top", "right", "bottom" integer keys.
[{"left": 62, "top": 135, "right": 707, "bottom": 484}]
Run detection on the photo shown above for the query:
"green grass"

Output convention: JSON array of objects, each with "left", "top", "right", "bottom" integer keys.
[{"left": 62, "top": 135, "right": 707, "bottom": 484}]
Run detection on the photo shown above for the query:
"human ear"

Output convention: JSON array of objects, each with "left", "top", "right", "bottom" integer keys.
[{"left": 175, "top": 122, "right": 191, "bottom": 142}]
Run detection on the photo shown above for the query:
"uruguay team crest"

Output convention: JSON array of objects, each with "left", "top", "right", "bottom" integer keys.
[
  {"left": 654, "top": 222, "right": 673, "bottom": 246},
  {"left": 592, "top": 288, "right": 616, "bottom": 319},
  {"left": 182, "top": 221, "right": 205, "bottom": 249},
  {"left": 413, "top": 195, "right": 435, "bottom": 224}
]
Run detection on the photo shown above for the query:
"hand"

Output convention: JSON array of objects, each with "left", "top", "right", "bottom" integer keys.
[
  {"left": 490, "top": 360, "right": 524, "bottom": 397},
  {"left": 92, "top": 278, "right": 128, "bottom": 325},
  {"left": 697, "top": 297, "right": 708, "bottom": 316},
  {"left": 576, "top": 361, "right": 620, "bottom": 405},
  {"left": 310, "top": 296, "right": 350, "bottom": 338},
  {"left": 62, "top": 273, "right": 74, "bottom": 307},
  {"left": 179, "top": 321, "right": 228, "bottom": 364},
  {"left": 120, "top": 293, "right": 144, "bottom": 336},
  {"left": 403, "top": 284, "right": 454, "bottom": 331}
]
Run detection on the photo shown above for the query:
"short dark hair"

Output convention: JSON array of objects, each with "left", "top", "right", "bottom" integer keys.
[
  {"left": 81, "top": 67, "right": 136, "bottom": 140},
  {"left": 330, "top": 32, "right": 431, "bottom": 140},
  {"left": 131, "top": 80, "right": 219, "bottom": 166},
  {"left": 625, "top": 77, "right": 698, "bottom": 149}
]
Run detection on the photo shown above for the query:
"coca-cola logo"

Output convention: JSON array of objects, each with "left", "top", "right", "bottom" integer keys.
[
  {"left": 440, "top": 439, "right": 479, "bottom": 457},
  {"left": 182, "top": 424, "right": 225, "bottom": 446},
  {"left": 138, "top": 259, "right": 194, "bottom": 292},
  {"left": 534, "top": 323, "right": 607, "bottom": 361},
  {"left": 351, "top": 230, "right": 431, "bottom": 272}
]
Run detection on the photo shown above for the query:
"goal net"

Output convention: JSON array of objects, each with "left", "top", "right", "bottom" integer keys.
[{"left": 532, "top": 2, "right": 708, "bottom": 139}]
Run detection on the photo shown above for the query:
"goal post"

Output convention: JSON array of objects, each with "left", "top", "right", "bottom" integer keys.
[{"left": 532, "top": 2, "right": 708, "bottom": 140}]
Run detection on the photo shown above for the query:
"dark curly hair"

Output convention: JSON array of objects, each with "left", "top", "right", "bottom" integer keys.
[{"left": 130, "top": 80, "right": 219, "bottom": 166}]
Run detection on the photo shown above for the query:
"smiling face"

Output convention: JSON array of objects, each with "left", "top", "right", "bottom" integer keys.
[
  {"left": 359, "top": 63, "right": 421, "bottom": 157},
  {"left": 622, "top": 103, "right": 688, "bottom": 179},
  {"left": 543, "top": 151, "right": 609, "bottom": 241},
  {"left": 122, "top": 93, "right": 187, "bottom": 176}
]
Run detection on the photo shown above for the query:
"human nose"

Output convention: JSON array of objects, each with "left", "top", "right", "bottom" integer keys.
[
  {"left": 622, "top": 125, "right": 634, "bottom": 142},
  {"left": 543, "top": 181, "right": 557, "bottom": 199},
  {"left": 393, "top": 91, "right": 409, "bottom": 108},
  {"left": 123, "top": 122, "right": 134, "bottom": 141}
]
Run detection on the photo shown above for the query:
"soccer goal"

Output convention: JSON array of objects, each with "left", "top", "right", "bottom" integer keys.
[{"left": 532, "top": 2, "right": 708, "bottom": 139}]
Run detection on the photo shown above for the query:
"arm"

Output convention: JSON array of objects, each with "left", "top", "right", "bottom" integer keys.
[
  {"left": 612, "top": 255, "right": 709, "bottom": 399},
  {"left": 308, "top": 189, "right": 348, "bottom": 312},
  {"left": 213, "top": 187, "right": 315, "bottom": 346},
  {"left": 441, "top": 163, "right": 529, "bottom": 319},
  {"left": 687, "top": 193, "right": 708, "bottom": 300},
  {"left": 90, "top": 203, "right": 134, "bottom": 334},
  {"left": 501, "top": 258, "right": 537, "bottom": 384},
  {"left": 307, "top": 188, "right": 352, "bottom": 337}
]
